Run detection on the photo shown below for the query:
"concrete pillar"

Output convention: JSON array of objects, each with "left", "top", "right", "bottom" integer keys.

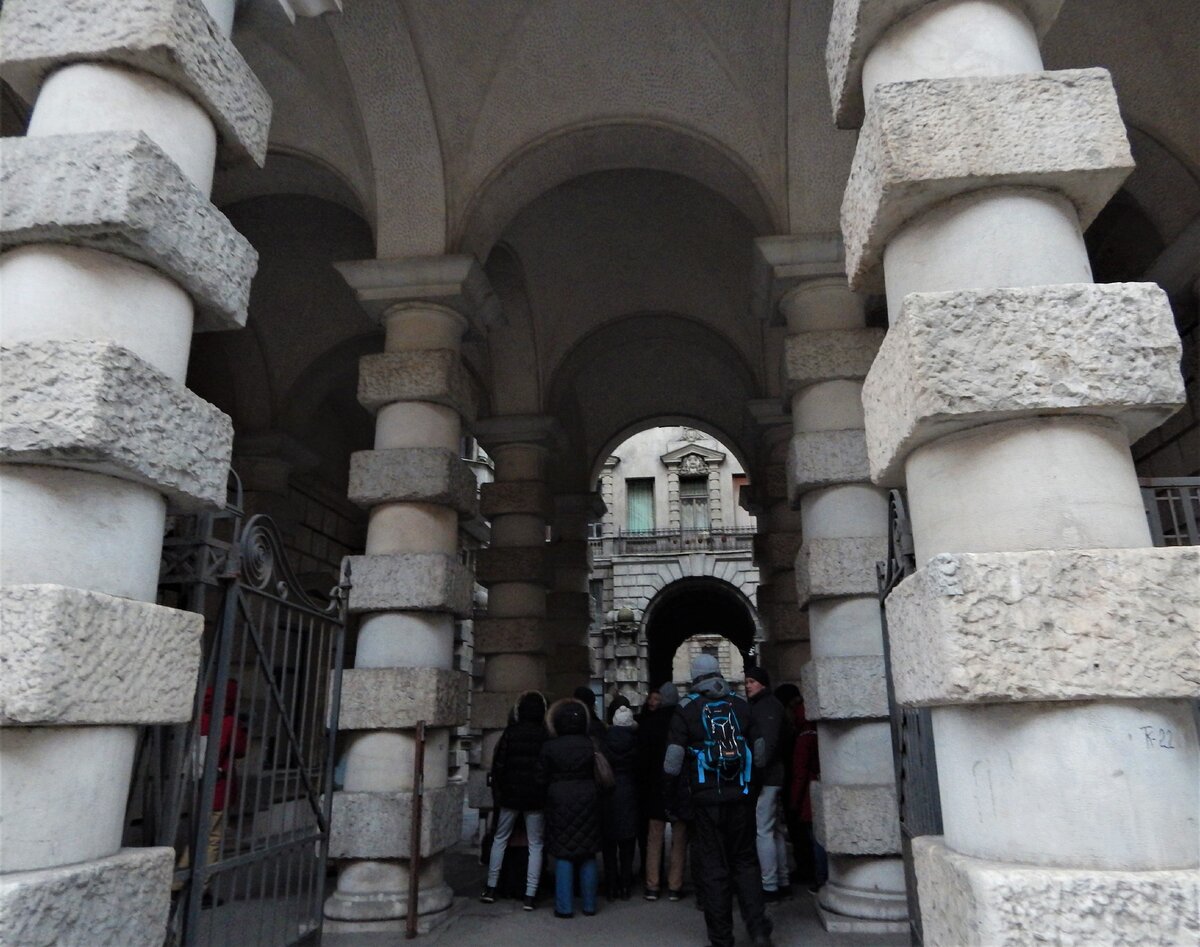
[
  {"left": 0, "top": 1, "right": 269, "bottom": 942},
  {"left": 547, "top": 492, "right": 606, "bottom": 699},
  {"left": 829, "top": 2, "right": 1199, "bottom": 943},
  {"left": 327, "top": 256, "right": 497, "bottom": 928}
]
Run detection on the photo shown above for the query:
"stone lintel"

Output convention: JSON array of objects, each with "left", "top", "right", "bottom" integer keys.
[
  {"left": 0, "top": 340, "right": 233, "bottom": 510},
  {"left": 0, "top": 846, "right": 173, "bottom": 947},
  {"left": 750, "top": 234, "right": 846, "bottom": 324},
  {"left": 473, "top": 618, "right": 548, "bottom": 655},
  {"left": 782, "top": 329, "right": 884, "bottom": 395},
  {"left": 474, "top": 546, "right": 553, "bottom": 587},
  {"left": 0, "top": 584, "right": 200, "bottom": 726},
  {"left": 357, "top": 349, "right": 477, "bottom": 421},
  {"left": 825, "top": 0, "right": 1065, "bottom": 129},
  {"left": 345, "top": 554, "right": 472, "bottom": 616},
  {"left": 470, "top": 690, "right": 524, "bottom": 730},
  {"left": 337, "top": 668, "right": 468, "bottom": 730},
  {"left": 0, "top": 132, "right": 257, "bottom": 330},
  {"left": 348, "top": 448, "right": 478, "bottom": 517},
  {"left": 863, "top": 283, "right": 1185, "bottom": 485},
  {"left": 329, "top": 784, "right": 464, "bottom": 859},
  {"left": 812, "top": 780, "right": 901, "bottom": 855},
  {"left": 335, "top": 255, "right": 501, "bottom": 337},
  {"left": 795, "top": 535, "right": 886, "bottom": 605},
  {"left": 480, "top": 480, "right": 553, "bottom": 519},
  {"left": 844, "top": 69, "right": 1133, "bottom": 292},
  {"left": 0, "top": 0, "right": 271, "bottom": 165},
  {"left": 787, "top": 429, "right": 870, "bottom": 504},
  {"left": 801, "top": 655, "right": 889, "bottom": 720},
  {"left": 913, "top": 836, "right": 1200, "bottom": 947},
  {"left": 887, "top": 547, "right": 1200, "bottom": 707}
]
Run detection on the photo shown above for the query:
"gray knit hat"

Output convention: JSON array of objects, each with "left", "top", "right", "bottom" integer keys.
[{"left": 690, "top": 653, "right": 721, "bottom": 682}]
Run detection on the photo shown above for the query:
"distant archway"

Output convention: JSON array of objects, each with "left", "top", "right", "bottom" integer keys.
[{"left": 643, "top": 578, "right": 759, "bottom": 688}]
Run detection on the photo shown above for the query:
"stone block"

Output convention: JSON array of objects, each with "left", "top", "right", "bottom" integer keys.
[
  {"left": 755, "top": 531, "right": 803, "bottom": 574},
  {"left": 550, "top": 539, "right": 591, "bottom": 569},
  {"left": 801, "top": 655, "right": 889, "bottom": 719},
  {"left": 0, "top": 846, "right": 172, "bottom": 947},
  {"left": 761, "top": 604, "right": 809, "bottom": 643},
  {"left": 470, "top": 690, "right": 523, "bottom": 729},
  {"left": 474, "top": 545, "right": 553, "bottom": 587},
  {"left": 843, "top": 69, "right": 1133, "bottom": 291},
  {"left": 0, "top": 0, "right": 270, "bottom": 164},
  {"left": 547, "top": 590, "right": 591, "bottom": 618},
  {"left": 795, "top": 535, "right": 886, "bottom": 605},
  {"left": 764, "top": 463, "right": 789, "bottom": 501},
  {"left": 0, "top": 584, "right": 200, "bottom": 725},
  {"left": 825, "top": 0, "right": 1064, "bottom": 128},
  {"left": 863, "top": 283, "right": 1186, "bottom": 485},
  {"left": 813, "top": 781, "right": 900, "bottom": 855},
  {"left": 757, "top": 579, "right": 799, "bottom": 607},
  {"left": 357, "top": 349, "right": 477, "bottom": 420},
  {"left": 0, "top": 340, "right": 232, "bottom": 509},
  {"left": 0, "top": 132, "right": 257, "bottom": 330},
  {"left": 913, "top": 835, "right": 1200, "bottom": 947},
  {"left": 348, "top": 448, "right": 478, "bottom": 516},
  {"left": 886, "top": 547, "right": 1200, "bottom": 707},
  {"left": 337, "top": 668, "right": 469, "bottom": 730},
  {"left": 480, "top": 480, "right": 553, "bottom": 518},
  {"left": 473, "top": 617, "right": 548, "bottom": 655},
  {"left": 467, "top": 768, "right": 493, "bottom": 808},
  {"left": 345, "top": 554, "right": 472, "bottom": 616},
  {"left": 782, "top": 329, "right": 884, "bottom": 395},
  {"left": 787, "top": 430, "right": 870, "bottom": 503},
  {"left": 329, "top": 784, "right": 464, "bottom": 859}
]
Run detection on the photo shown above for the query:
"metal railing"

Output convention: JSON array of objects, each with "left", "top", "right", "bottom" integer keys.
[
  {"left": 1141, "top": 477, "right": 1200, "bottom": 546},
  {"left": 589, "top": 526, "right": 756, "bottom": 557}
]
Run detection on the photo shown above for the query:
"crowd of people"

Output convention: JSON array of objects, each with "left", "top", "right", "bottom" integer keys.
[{"left": 479, "top": 655, "right": 825, "bottom": 947}]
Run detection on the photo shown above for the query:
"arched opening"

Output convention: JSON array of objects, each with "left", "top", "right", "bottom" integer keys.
[{"left": 644, "top": 578, "right": 758, "bottom": 688}]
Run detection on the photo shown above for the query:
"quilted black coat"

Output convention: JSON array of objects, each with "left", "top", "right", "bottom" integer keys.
[
  {"left": 491, "top": 692, "right": 548, "bottom": 811},
  {"left": 537, "top": 699, "right": 602, "bottom": 858},
  {"left": 602, "top": 724, "right": 640, "bottom": 842}
]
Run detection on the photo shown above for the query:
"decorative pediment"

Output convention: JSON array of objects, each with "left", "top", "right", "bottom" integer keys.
[{"left": 660, "top": 444, "right": 726, "bottom": 470}]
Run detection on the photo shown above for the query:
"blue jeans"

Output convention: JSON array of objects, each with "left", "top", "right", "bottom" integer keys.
[
  {"left": 487, "top": 808, "right": 544, "bottom": 896},
  {"left": 554, "top": 855, "right": 598, "bottom": 916}
]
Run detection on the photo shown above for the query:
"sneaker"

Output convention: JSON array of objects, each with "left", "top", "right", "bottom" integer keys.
[
  {"left": 668, "top": 889, "right": 683, "bottom": 901},
  {"left": 553, "top": 911, "right": 574, "bottom": 919},
  {"left": 643, "top": 887, "right": 659, "bottom": 901},
  {"left": 523, "top": 895, "right": 536, "bottom": 911},
  {"left": 479, "top": 886, "right": 497, "bottom": 904}
]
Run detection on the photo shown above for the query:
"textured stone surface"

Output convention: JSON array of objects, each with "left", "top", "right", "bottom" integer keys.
[
  {"left": 0, "top": 132, "right": 257, "bottom": 330},
  {"left": 474, "top": 545, "right": 553, "bottom": 586},
  {"left": 843, "top": 69, "right": 1134, "bottom": 291},
  {"left": 813, "top": 781, "right": 901, "bottom": 855},
  {"left": 0, "top": 340, "right": 233, "bottom": 509},
  {"left": 345, "top": 554, "right": 473, "bottom": 616},
  {"left": 788, "top": 429, "right": 871, "bottom": 503},
  {"left": 348, "top": 448, "right": 478, "bottom": 516},
  {"left": 761, "top": 603, "right": 809, "bottom": 643},
  {"left": 467, "top": 768, "right": 492, "bottom": 808},
  {"left": 801, "top": 655, "right": 889, "bottom": 720},
  {"left": 782, "top": 329, "right": 884, "bottom": 394},
  {"left": 863, "top": 283, "right": 1186, "bottom": 485},
  {"left": 357, "top": 349, "right": 477, "bottom": 420},
  {"left": 480, "top": 480, "right": 553, "bottom": 518},
  {"left": 825, "top": 0, "right": 1064, "bottom": 128},
  {"left": 338, "top": 668, "right": 469, "bottom": 730},
  {"left": 754, "top": 531, "right": 803, "bottom": 574},
  {"left": 329, "top": 784, "right": 465, "bottom": 859},
  {"left": 0, "top": 0, "right": 271, "bottom": 164},
  {"left": 795, "top": 535, "right": 886, "bottom": 605},
  {"left": 887, "top": 547, "right": 1200, "bottom": 706},
  {"left": 0, "top": 584, "right": 201, "bottom": 725},
  {"left": 473, "top": 617, "right": 548, "bottom": 654},
  {"left": 0, "top": 846, "right": 172, "bottom": 947},
  {"left": 470, "top": 690, "right": 524, "bottom": 729},
  {"left": 336, "top": 256, "right": 502, "bottom": 333},
  {"left": 913, "top": 835, "right": 1200, "bottom": 947}
]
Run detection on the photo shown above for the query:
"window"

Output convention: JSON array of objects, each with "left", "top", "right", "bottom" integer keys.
[
  {"left": 589, "top": 578, "right": 605, "bottom": 616},
  {"left": 626, "top": 478, "right": 655, "bottom": 532},
  {"left": 680, "top": 476, "right": 709, "bottom": 531}
]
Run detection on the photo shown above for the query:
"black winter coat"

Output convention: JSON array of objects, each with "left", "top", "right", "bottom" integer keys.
[
  {"left": 636, "top": 705, "right": 675, "bottom": 821},
  {"left": 602, "top": 726, "right": 640, "bottom": 842},
  {"left": 537, "top": 701, "right": 603, "bottom": 858},
  {"left": 749, "top": 691, "right": 789, "bottom": 789},
  {"left": 665, "top": 676, "right": 760, "bottom": 808},
  {"left": 491, "top": 719, "right": 548, "bottom": 811}
]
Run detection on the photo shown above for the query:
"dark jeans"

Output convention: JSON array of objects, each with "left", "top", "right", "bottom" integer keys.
[
  {"left": 691, "top": 802, "right": 771, "bottom": 947},
  {"left": 602, "top": 838, "right": 635, "bottom": 893},
  {"left": 554, "top": 855, "right": 598, "bottom": 916}
]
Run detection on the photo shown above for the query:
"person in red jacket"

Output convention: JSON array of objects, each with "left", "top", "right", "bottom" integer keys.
[
  {"left": 785, "top": 692, "right": 826, "bottom": 891},
  {"left": 200, "top": 681, "right": 249, "bottom": 871}
]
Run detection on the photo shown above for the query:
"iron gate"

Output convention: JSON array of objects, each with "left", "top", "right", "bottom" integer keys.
[
  {"left": 127, "top": 486, "right": 348, "bottom": 947},
  {"left": 877, "top": 490, "right": 942, "bottom": 947}
]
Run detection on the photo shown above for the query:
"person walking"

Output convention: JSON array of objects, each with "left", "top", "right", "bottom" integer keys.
[
  {"left": 537, "top": 698, "right": 604, "bottom": 918},
  {"left": 744, "top": 666, "right": 792, "bottom": 902},
  {"left": 601, "top": 705, "right": 640, "bottom": 899},
  {"left": 664, "top": 655, "right": 772, "bottom": 947},
  {"left": 481, "top": 691, "right": 549, "bottom": 909},
  {"left": 639, "top": 682, "right": 689, "bottom": 901}
]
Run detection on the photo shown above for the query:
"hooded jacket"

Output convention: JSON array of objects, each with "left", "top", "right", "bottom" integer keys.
[
  {"left": 602, "top": 713, "right": 640, "bottom": 841},
  {"left": 490, "top": 691, "right": 549, "bottom": 811},
  {"left": 663, "top": 672, "right": 760, "bottom": 807},
  {"left": 537, "top": 698, "right": 603, "bottom": 857}
]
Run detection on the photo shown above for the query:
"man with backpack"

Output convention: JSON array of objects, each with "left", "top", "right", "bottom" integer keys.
[{"left": 664, "top": 655, "right": 773, "bottom": 947}]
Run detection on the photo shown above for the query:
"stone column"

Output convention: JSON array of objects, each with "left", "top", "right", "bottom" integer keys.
[
  {"left": 666, "top": 466, "right": 682, "bottom": 531},
  {"left": 829, "top": 2, "right": 1199, "bottom": 943},
  {"left": 599, "top": 457, "right": 617, "bottom": 537},
  {"left": 547, "top": 492, "right": 606, "bottom": 698},
  {"left": 0, "top": 1, "right": 268, "bottom": 943},
  {"left": 469, "top": 416, "right": 558, "bottom": 805},
  {"left": 706, "top": 464, "right": 724, "bottom": 530},
  {"left": 326, "top": 256, "right": 496, "bottom": 928}
]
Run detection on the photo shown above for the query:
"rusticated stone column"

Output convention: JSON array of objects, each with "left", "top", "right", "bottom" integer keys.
[
  {"left": 0, "top": 1, "right": 268, "bottom": 943},
  {"left": 327, "top": 256, "right": 497, "bottom": 928},
  {"left": 547, "top": 492, "right": 606, "bottom": 699},
  {"left": 830, "top": 2, "right": 1199, "bottom": 944}
]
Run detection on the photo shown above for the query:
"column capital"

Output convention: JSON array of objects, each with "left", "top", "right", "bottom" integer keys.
[
  {"left": 554, "top": 491, "right": 607, "bottom": 520},
  {"left": 334, "top": 254, "right": 501, "bottom": 337},
  {"left": 751, "top": 234, "right": 846, "bottom": 325},
  {"left": 474, "top": 414, "right": 564, "bottom": 454}
]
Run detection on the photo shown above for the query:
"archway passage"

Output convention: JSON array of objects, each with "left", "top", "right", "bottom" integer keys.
[{"left": 644, "top": 578, "right": 758, "bottom": 688}]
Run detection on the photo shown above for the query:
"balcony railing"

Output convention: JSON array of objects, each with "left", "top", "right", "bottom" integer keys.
[
  {"left": 1141, "top": 477, "right": 1200, "bottom": 546},
  {"left": 589, "top": 527, "right": 757, "bottom": 557}
]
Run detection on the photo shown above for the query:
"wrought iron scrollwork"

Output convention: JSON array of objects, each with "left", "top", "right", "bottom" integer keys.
[{"left": 236, "top": 513, "right": 340, "bottom": 613}]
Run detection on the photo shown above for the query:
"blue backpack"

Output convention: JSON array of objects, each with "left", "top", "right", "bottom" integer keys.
[{"left": 686, "top": 696, "right": 752, "bottom": 794}]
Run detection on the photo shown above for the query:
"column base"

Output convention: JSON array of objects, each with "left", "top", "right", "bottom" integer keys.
[
  {"left": 814, "top": 895, "right": 909, "bottom": 935},
  {"left": 323, "top": 881, "right": 454, "bottom": 922},
  {"left": 817, "top": 882, "right": 909, "bottom": 923}
]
